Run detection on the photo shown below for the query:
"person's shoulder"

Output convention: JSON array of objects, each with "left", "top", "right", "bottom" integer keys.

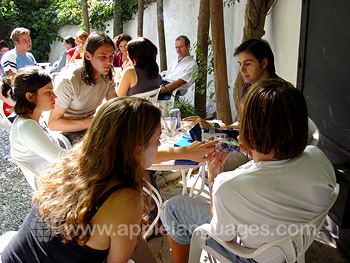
[
  {"left": 14, "top": 117, "right": 40, "bottom": 132},
  {"left": 103, "top": 187, "right": 143, "bottom": 214}
]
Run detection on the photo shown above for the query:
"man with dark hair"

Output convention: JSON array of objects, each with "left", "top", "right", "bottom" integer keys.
[
  {"left": 161, "top": 79, "right": 336, "bottom": 263},
  {"left": 185, "top": 38, "right": 282, "bottom": 170},
  {"left": 0, "top": 27, "right": 36, "bottom": 77},
  {"left": 234, "top": 38, "right": 278, "bottom": 100},
  {"left": 48, "top": 32, "right": 117, "bottom": 145},
  {"left": 158, "top": 35, "right": 198, "bottom": 100}
]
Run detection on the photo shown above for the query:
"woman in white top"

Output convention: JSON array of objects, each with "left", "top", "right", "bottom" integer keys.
[{"left": 1, "top": 66, "right": 68, "bottom": 174}]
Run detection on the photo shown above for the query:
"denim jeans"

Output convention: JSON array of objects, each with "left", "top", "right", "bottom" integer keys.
[{"left": 160, "top": 195, "right": 255, "bottom": 263}]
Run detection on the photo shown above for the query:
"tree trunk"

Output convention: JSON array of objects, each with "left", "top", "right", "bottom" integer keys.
[
  {"left": 233, "top": 0, "right": 275, "bottom": 119},
  {"left": 82, "top": 0, "right": 90, "bottom": 34},
  {"left": 113, "top": 0, "right": 123, "bottom": 37},
  {"left": 195, "top": 0, "right": 210, "bottom": 118},
  {"left": 137, "top": 0, "right": 144, "bottom": 37},
  {"left": 157, "top": 0, "right": 167, "bottom": 72},
  {"left": 209, "top": 0, "right": 232, "bottom": 124}
]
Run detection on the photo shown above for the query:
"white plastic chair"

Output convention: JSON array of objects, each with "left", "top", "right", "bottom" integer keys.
[
  {"left": 142, "top": 181, "right": 165, "bottom": 239},
  {"left": 189, "top": 184, "right": 339, "bottom": 263},
  {"left": 16, "top": 161, "right": 40, "bottom": 191},
  {"left": 131, "top": 87, "right": 161, "bottom": 104},
  {"left": 0, "top": 100, "right": 14, "bottom": 130},
  {"left": 308, "top": 117, "right": 320, "bottom": 146}
]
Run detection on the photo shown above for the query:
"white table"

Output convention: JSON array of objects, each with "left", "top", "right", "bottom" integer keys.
[{"left": 149, "top": 160, "right": 206, "bottom": 198}]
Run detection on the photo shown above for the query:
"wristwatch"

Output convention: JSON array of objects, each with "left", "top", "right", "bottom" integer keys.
[{"left": 208, "top": 182, "right": 215, "bottom": 189}]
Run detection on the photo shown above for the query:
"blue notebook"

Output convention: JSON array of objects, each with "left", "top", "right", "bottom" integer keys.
[{"left": 174, "top": 123, "right": 202, "bottom": 165}]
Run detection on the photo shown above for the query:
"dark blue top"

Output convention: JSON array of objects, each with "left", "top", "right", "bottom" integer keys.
[{"left": 2, "top": 184, "right": 127, "bottom": 263}]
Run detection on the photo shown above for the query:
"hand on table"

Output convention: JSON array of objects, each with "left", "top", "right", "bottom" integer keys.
[
  {"left": 183, "top": 140, "right": 218, "bottom": 162},
  {"left": 183, "top": 116, "right": 214, "bottom": 128}
]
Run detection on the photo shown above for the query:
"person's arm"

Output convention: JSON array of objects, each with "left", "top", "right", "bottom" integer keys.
[
  {"left": 19, "top": 119, "right": 68, "bottom": 162},
  {"left": 103, "top": 189, "right": 144, "bottom": 262},
  {"left": 153, "top": 140, "right": 217, "bottom": 163},
  {"left": 183, "top": 116, "right": 238, "bottom": 128},
  {"left": 48, "top": 104, "right": 92, "bottom": 132},
  {"left": 116, "top": 67, "right": 136, "bottom": 97},
  {"left": 206, "top": 149, "right": 229, "bottom": 217},
  {"left": 160, "top": 78, "right": 187, "bottom": 94}
]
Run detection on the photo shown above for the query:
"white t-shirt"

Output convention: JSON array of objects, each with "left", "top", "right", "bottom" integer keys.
[
  {"left": 164, "top": 56, "right": 198, "bottom": 95},
  {"left": 10, "top": 117, "right": 68, "bottom": 174},
  {"left": 54, "top": 66, "right": 116, "bottom": 119},
  {"left": 210, "top": 145, "right": 336, "bottom": 262}
]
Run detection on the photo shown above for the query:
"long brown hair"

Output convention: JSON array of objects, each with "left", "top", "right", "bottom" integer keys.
[
  {"left": 82, "top": 31, "right": 115, "bottom": 85},
  {"left": 33, "top": 97, "right": 161, "bottom": 244}
]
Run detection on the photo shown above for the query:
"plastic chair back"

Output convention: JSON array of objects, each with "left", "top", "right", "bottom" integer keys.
[
  {"left": 16, "top": 161, "right": 40, "bottom": 191},
  {"left": 131, "top": 87, "right": 161, "bottom": 104},
  {"left": 308, "top": 117, "right": 320, "bottom": 146},
  {"left": 0, "top": 100, "right": 13, "bottom": 130},
  {"left": 189, "top": 184, "right": 339, "bottom": 263},
  {"left": 142, "top": 181, "right": 164, "bottom": 239}
]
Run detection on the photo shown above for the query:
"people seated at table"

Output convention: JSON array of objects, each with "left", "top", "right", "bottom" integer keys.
[
  {"left": 0, "top": 27, "right": 37, "bottom": 78},
  {"left": 113, "top": 33, "right": 132, "bottom": 69},
  {"left": 51, "top": 36, "right": 75, "bottom": 73},
  {"left": 158, "top": 35, "right": 198, "bottom": 100},
  {"left": 117, "top": 37, "right": 161, "bottom": 97},
  {"left": 1, "top": 66, "right": 68, "bottom": 174},
  {"left": 1, "top": 97, "right": 162, "bottom": 263},
  {"left": 65, "top": 30, "right": 89, "bottom": 68},
  {"left": 48, "top": 32, "right": 117, "bottom": 145},
  {"left": 160, "top": 79, "right": 336, "bottom": 263}
]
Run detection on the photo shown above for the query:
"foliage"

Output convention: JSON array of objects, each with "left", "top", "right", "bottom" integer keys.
[
  {"left": 192, "top": 38, "right": 215, "bottom": 98},
  {"left": 224, "top": 0, "right": 239, "bottom": 8},
  {"left": 0, "top": 0, "right": 60, "bottom": 62},
  {"left": 174, "top": 98, "right": 198, "bottom": 118},
  {"left": 0, "top": 0, "right": 155, "bottom": 62}
]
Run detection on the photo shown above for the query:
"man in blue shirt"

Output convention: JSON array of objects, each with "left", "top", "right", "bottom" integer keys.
[{"left": 1, "top": 27, "right": 36, "bottom": 77}]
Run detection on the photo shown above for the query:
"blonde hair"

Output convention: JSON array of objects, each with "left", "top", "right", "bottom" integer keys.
[
  {"left": 33, "top": 97, "right": 161, "bottom": 244},
  {"left": 10, "top": 27, "right": 30, "bottom": 42}
]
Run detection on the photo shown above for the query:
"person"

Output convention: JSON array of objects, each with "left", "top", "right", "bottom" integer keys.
[
  {"left": 0, "top": 27, "right": 36, "bottom": 78},
  {"left": 48, "top": 31, "right": 117, "bottom": 145},
  {"left": 65, "top": 30, "right": 89, "bottom": 68},
  {"left": 160, "top": 79, "right": 336, "bottom": 263},
  {"left": 158, "top": 35, "right": 198, "bottom": 100},
  {"left": 2, "top": 97, "right": 162, "bottom": 263},
  {"left": 0, "top": 40, "right": 12, "bottom": 117},
  {"left": 184, "top": 38, "right": 281, "bottom": 170},
  {"left": 1, "top": 66, "right": 67, "bottom": 175},
  {"left": 113, "top": 33, "right": 132, "bottom": 68},
  {"left": 51, "top": 36, "right": 75, "bottom": 73},
  {"left": 0, "top": 40, "right": 10, "bottom": 75},
  {"left": 117, "top": 37, "right": 161, "bottom": 97}
]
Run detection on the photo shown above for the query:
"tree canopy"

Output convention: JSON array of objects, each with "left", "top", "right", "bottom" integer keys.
[{"left": 0, "top": 0, "right": 154, "bottom": 62}]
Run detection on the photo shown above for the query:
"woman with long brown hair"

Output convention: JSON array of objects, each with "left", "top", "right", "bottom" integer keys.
[{"left": 2, "top": 97, "right": 161, "bottom": 263}]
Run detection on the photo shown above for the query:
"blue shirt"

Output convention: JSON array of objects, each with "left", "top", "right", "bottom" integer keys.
[{"left": 0, "top": 48, "right": 36, "bottom": 77}]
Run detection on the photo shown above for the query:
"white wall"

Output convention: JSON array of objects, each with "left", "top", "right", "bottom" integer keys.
[{"left": 48, "top": 0, "right": 302, "bottom": 119}]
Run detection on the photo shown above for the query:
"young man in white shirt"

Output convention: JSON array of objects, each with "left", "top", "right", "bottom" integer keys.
[{"left": 160, "top": 79, "right": 336, "bottom": 263}]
